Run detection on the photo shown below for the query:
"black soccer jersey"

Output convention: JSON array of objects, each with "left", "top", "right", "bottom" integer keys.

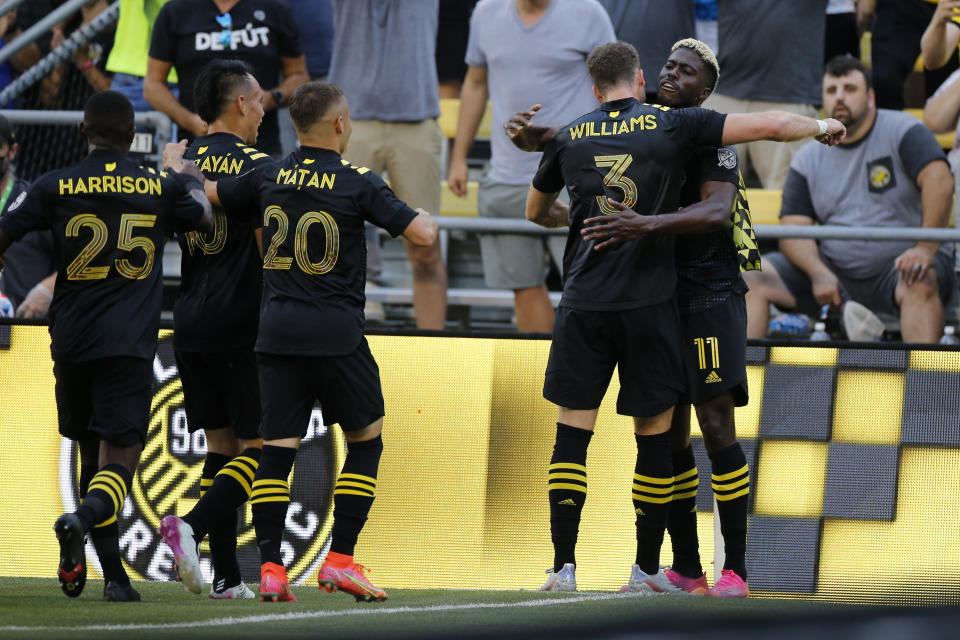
[
  {"left": 674, "top": 145, "right": 747, "bottom": 306},
  {"left": 0, "top": 149, "right": 206, "bottom": 362},
  {"left": 532, "top": 97, "right": 726, "bottom": 311},
  {"left": 175, "top": 133, "right": 273, "bottom": 352},
  {"left": 150, "top": 0, "right": 301, "bottom": 156},
  {"left": 218, "top": 146, "right": 418, "bottom": 356}
]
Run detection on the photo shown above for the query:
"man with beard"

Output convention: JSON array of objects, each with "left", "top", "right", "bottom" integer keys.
[{"left": 743, "top": 56, "right": 955, "bottom": 343}]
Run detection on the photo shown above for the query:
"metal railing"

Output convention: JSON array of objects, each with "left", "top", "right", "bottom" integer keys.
[
  {"left": 0, "top": 0, "right": 114, "bottom": 66},
  {"left": 0, "top": 0, "right": 120, "bottom": 106},
  {"left": 0, "top": 0, "right": 28, "bottom": 21},
  {"left": 430, "top": 216, "right": 960, "bottom": 242},
  {"left": 0, "top": 109, "right": 173, "bottom": 169}
]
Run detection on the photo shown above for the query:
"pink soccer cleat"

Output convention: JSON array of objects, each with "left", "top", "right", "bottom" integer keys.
[
  {"left": 705, "top": 569, "right": 749, "bottom": 598},
  {"left": 259, "top": 562, "right": 297, "bottom": 602},
  {"left": 663, "top": 568, "right": 709, "bottom": 594},
  {"left": 158, "top": 515, "right": 203, "bottom": 594},
  {"left": 318, "top": 558, "right": 387, "bottom": 602}
]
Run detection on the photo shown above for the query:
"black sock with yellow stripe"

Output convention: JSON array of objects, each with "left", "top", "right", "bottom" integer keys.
[
  {"left": 633, "top": 432, "right": 673, "bottom": 575},
  {"left": 78, "top": 463, "right": 130, "bottom": 586},
  {"left": 709, "top": 442, "right": 749, "bottom": 580},
  {"left": 75, "top": 465, "right": 131, "bottom": 534},
  {"left": 548, "top": 423, "right": 592, "bottom": 572},
  {"left": 185, "top": 449, "right": 260, "bottom": 584},
  {"left": 251, "top": 445, "right": 297, "bottom": 566},
  {"left": 330, "top": 435, "right": 383, "bottom": 556},
  {"left": 184, "top": 449, "right": 258, "bottom": 538},
  {"left": 666, "top": 445, "right": 702, "bottom": 578}
]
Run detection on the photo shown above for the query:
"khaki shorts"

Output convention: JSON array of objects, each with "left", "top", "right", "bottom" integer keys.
[
  {"left": 343, "top": 119, "right": 442, "bottom": 215},
  {"left": 477, "top": 176, "right": 565, "bottom": 290},
  {"left": 703, "top": 93, "right": 817, "bottom": 190}
]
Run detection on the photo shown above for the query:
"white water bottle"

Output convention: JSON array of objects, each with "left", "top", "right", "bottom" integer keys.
[
  {"left": 809, "top": 321, "right": 830, "bottom": 341},
  {"left": 940, "top": 325, "right": 959, "bottom": 346}
]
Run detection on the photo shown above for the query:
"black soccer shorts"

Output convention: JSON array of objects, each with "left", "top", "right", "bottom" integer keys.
[
  {"left": 257, "top": 337, "right": 385, "bottom": 440},
  {"left": 543, "top": 299, "right": 685, "bottom": 418},
  {"left": 677, "top": 293, "right": 749, "bottom": 407},
  {"left": 54, "top": 356, "right": 153, "bottom": 447},
  {"left": 175, "top": 347, "right": 261, "bottom": 439}
]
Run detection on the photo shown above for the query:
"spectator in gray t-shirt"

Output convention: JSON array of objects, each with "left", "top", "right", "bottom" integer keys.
[
  {"left": 447, "top": 0, "right": 614, "bottom": 333},
  {"left": 744, "top": 57, "right": 956, "bottom": 343},
  {"left": 327, "top": 0, "right": 448, "bottom": 330},
  {"left": 704, "top": 0, "right": 826, "bottom": 189}
]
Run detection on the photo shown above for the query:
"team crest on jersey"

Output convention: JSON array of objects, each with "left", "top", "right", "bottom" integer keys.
[
  {"left": 867, "top": 156, "right": 895, "bottom": 193},
  {"left": 6, "top": 190, "right": 25, "bottom": 211},
  {"left": 59, "top": 332, "right": 343, "bottom": 585},
  {"left": 717, "top": 148, "right": 737, "bottom": 170}
]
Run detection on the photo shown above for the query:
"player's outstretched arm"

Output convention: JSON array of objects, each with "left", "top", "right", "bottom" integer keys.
[
  {"left": 402, "top": 208, "right": 439, "bottom": 246},
  {"left": 722, "top": 113, "right": 846, "bottom": 147},
  {"left": 582, "top": 180, "right": 736, "bottom": 249},
  {"left": 505, "top": 104, "right": 559, "bottom": 152}
]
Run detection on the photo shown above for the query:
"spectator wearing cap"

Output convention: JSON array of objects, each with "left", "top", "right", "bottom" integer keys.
[{"left": 0, "top": 116, "right": 56, "bottom": 319}]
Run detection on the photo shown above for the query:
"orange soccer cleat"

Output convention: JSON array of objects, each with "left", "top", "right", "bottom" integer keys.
[
  {"left": 258, "top": 562, "right": 297, "bottom": 603},
  {"left": 317, "top": 552, "right": 387, "bottom": 602}
]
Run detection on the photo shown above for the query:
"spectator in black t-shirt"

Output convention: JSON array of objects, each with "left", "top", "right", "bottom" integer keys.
[
  {"left": 0, "top": 116, "right": 56, "bottom": 318},
  {"left": 145, "top": 0, "right": 309, "bottom": 156},
  {"left": 436, "top": 0, "right": 478, "bottom": 99}
]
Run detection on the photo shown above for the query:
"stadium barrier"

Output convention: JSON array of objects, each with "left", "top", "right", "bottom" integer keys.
[
  {"left": 2, "top": 324, "right": 959, "bottom": 605},
  {"left": 0, "top": 109, "right": 173, "bottom": 170}
]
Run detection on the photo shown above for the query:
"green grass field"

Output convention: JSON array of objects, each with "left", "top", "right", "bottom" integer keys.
[{"left": 0, "top": 578, "right": 892, "bottom": 640}]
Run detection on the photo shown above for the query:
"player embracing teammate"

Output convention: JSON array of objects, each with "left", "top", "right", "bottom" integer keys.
[{"left": 511, "top": 39, "right": 844, "bottom": 598}]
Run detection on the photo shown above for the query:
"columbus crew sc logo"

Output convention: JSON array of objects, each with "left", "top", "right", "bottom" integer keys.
[{"left": 60, "top": 332, "right": 344, "bottom": 585}]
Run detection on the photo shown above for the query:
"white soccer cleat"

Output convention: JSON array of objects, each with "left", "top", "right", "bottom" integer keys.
[
  {"left": 158, "top": 515, "right": 203, "bottom": 594},
  {"left": 620, "top": 564, "right": 685, "bottom": 595},
  {"left": 209, "top": 578, "right": 256, "bottom": 600},
  {"left": 540, "top": 563, "right": 576, "bottom": 592}
]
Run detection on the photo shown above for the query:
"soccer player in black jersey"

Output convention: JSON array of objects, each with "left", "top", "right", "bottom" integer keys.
[
  {"left": 580, "top": 39, "right": 759, "bottom": 599},
  {"left": 165, "top": 81, "right": 438, "bottom": 603},
  {"left": 518, "top": 41, "right": 844, "bottom": 595},
  {"left": 157, "top": 60, "right": 273, "bottom": 600},
  {"left": 0, "top": 91, "right": 212, "bottom": 601}
]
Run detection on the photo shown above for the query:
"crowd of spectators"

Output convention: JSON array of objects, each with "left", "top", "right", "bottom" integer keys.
[{"left": 0, "top": 0, "right": 958, "bottom": 340}]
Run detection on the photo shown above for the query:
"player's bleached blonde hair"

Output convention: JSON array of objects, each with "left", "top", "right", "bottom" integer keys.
[{"left": 671, "top": 38, "right": 720, "bottom": 93}]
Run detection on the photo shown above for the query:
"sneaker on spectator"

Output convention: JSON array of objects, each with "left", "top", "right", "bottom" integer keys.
[
  {"left": 768, "top": 313, "right": 811, "bottom": 338},
  {"left": 840, "top": 300, "right": 884, "bottom": 342}
]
